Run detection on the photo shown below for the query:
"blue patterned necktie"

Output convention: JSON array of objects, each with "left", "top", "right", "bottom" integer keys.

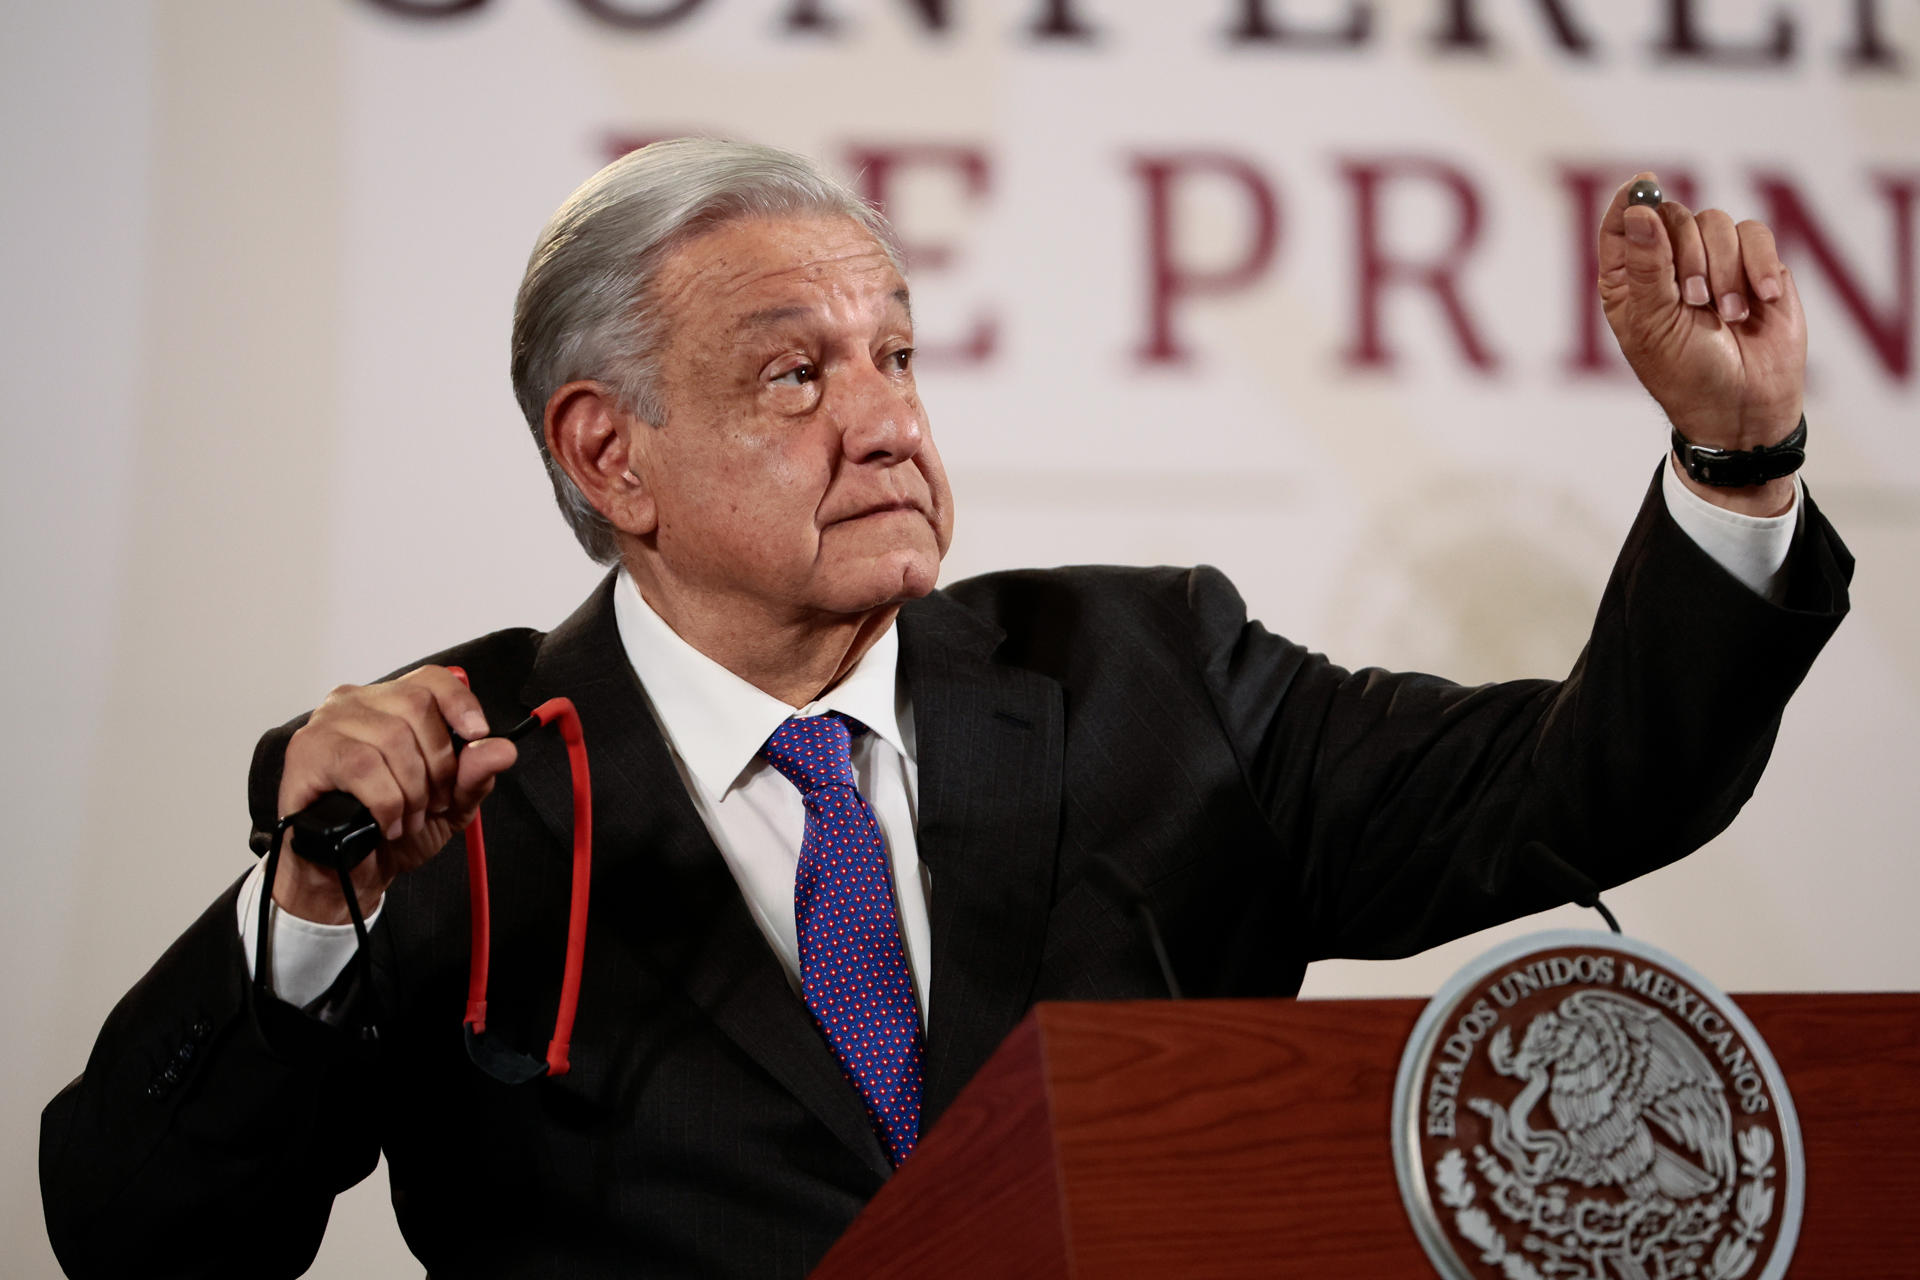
[{"left": 762, "top": 713, "right": 924, "bottom": 1166}]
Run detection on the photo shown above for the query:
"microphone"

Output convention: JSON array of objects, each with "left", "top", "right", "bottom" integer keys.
[
  {"left": 1522, "top": 840, "right": 1622, "bottom": 934},
  {"left": 1084, "top": 854, "right": 1184, "bottom": 999}
]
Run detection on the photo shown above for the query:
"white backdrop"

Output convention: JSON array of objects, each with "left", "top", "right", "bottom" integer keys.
[{"left": 6, "top": 2, "right": 1916, "bottom": 1274}]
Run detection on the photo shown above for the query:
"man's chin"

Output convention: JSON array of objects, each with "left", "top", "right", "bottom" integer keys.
[{"left": 821, "top": 551, "right": 942, "bottom": 616}]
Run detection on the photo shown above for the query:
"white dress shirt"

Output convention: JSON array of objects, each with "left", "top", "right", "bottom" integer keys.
[
  {"left": 606, "top": 570, "right": 933, "bottom": 1021},
  {"left": 240, "top": 462, "right": 1800, "bottom": 1007}
]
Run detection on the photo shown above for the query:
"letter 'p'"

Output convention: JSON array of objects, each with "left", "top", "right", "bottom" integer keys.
[{"left": 1132, "top": 152, "right": 1281, "bottom": 366}]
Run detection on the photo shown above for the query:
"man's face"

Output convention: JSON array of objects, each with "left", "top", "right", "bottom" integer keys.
[{"left": 628, "top": 214, "right": 954, "bottom": 626}]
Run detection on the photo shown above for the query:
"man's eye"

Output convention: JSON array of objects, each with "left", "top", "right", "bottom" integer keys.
[
  {"left": 888, "top": 348, "right": 914, "bottom": 372},
  {"left": 771, "top": 364, "right": 816, "bottom": 386}
]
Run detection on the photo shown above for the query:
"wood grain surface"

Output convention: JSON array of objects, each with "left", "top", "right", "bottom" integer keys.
[
  {"left": 811, "top": 994, "right": 1920, "bottom": 1277},
  {"left": 1739, "top": 991, "right": 1920, "bottom": 1277},
  {"left": 810, "top": 1015, "right": 1070, "bottom": 1278}
]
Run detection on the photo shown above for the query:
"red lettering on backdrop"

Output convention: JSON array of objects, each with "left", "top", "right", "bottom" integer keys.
[
  {"left": 1842, "top": 0, "right": 1903, "bottom": 71},
  {"left": 1556, "top": 164, "right": 1699, "bottom": 376},
  {"left": 363, "top": 0, "right": 1911, "bottom": 66},
  {"left": 582, "top": 132, "right": 1911, "bottom": 385},
  {"left": 1027, "top": 0, "right": 1097, "bottom": 41},
  {"left": 1429, "top": 0, "right": 1595, "bottom": 57},
  {"left": 1653, "top": 0, "right": 1793, "bottom": 67},
  {"left": 361, "top": 0, "right": 488, "bottom": 16},
  {"left": 1225, "top": 0, "right": 1371, "bottom": 49},
  {"left": 1755, "top": 172, "right": 1915, "bottom": 380},
  {"left": 793, "top": 0, "right": 1099, "bottom": 39},
  {"left": 1340, "top": 157, "right": 1498, "bottom": 372},
  {"left": 784, "top": 0, "right": 950, "bottom": 35},
  {"left": 1132, "top": 153, "right": 1281, "bottom": 366},
  {"left": 846, "top": 144, "right": 997, "bottom": 365},
  {"left": 574, "top": 0, "right": 708, "bottom": 30}
]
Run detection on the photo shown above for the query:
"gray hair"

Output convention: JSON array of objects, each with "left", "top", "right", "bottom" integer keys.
[{"left": 509, "top": 138, "right": 904, "bottom": 563}]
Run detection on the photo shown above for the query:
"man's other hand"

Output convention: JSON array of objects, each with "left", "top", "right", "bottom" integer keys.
[
  {"left": 1598, "top": 171, "right": 1806, "bottom": 517},
  {"left": 272, "top": 666, "right": 517, "bottom": 924}
]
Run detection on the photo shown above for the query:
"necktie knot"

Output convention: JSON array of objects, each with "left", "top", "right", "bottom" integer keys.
[{"left": 763, "top": 713, "right": 862, "bottom": 793}]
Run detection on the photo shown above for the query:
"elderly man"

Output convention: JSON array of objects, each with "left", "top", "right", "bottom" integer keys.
[{"left": 43, "top": 140, "right": 1847, "bottom": 1278}]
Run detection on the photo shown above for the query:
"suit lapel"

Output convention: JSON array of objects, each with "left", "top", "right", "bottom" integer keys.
[
  {"left": 898, "top": 592, "right": 1065, "bottom": 1128},
  {"left": 503, "top": 576, "right": 1064, "bottom": 1162},
  {"left": 513, "top": 575, "right": 891, "bottom": 1177}
]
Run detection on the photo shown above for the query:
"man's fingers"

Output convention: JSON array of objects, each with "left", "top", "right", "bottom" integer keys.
[
  {"left": 1596, "top": 171, "right": 1658, "bottom": 278},
  {"left": 356, "top": 702, "right": 441, "bottom": 821},
  {"left": 339, "top": 666, "right": 484, "bottom": 819},
  {"left": 1616, "top": 202, "right": 1678, "bottom": 320},
  {"left": 408, "top": 665, "right": 487, "bottom": 815},
  {"left": 279, "top": 665, "right": 513, "bottom": 862},
  {"left": 400, "top": 665, "right": 491, "bottom": 741},
  {"left": 449, "top": 738, "right": 518, "bottom": 826},
  {"left": 388, "top": 676, "right": 461, "bottom": 814},
  {"left": 327, "top": 736, "right": 411, "bottom": 839},
  {"left": 331, "top": 711, "right": 434, "bottom": 837},
  {"left": 1697, "top": 208, "right": 1747, "bottom": 323},
  {"left": 1599, "top": 171, "right": 1655, "bottom": 237},
  {"left": 1601, "top": 173, "right": 1787, "bottom": 327},
  {"left": 283, "top": 679, "right": 461, "bottom": 835},
  {"left": 279, "top": 716, "right": 420, "bottom": 827},
  {"left": 1738, "top": 219, "right": 1785, "bottom": 304},
  {"left": 1655, "top": 201, "right": 1707, "bottom": 306}
]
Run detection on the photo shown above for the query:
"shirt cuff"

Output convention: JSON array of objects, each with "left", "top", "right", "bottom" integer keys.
[
  {"left": 235, "top": 859, "right": 383, "bottom": 1009},
  {"left": 1661, "top": 454, "right": 1801, "bottom": 606}
]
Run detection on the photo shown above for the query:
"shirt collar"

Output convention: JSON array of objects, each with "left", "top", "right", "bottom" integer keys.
[{"left": 611, "top": 569, "right": 908, "bottom": 803}]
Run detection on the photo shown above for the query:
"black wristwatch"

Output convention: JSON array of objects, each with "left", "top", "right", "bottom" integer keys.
[{"left": 1669, "top": 416, "right": 1807, "bottom": 488}]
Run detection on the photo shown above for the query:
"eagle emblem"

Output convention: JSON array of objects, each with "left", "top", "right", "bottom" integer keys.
[
  {"left": 1392, "top": 931, "right": 1803, "bottom": 1280},
  {"left": 1473, "top": 989, "right": 1734, "bottom": 1203}
]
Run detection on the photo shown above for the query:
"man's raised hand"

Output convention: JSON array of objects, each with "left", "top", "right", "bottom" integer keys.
[
  {"left": 1598, "top": 171, "right": 1806, "bottom": 515},
  {"left": 272, "top": 666, "right": 518, "bottom": 924}
]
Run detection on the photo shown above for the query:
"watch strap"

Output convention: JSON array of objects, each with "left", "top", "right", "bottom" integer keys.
[{"left": 1670, "top": 416, "right": 1807, "bottom": 488}]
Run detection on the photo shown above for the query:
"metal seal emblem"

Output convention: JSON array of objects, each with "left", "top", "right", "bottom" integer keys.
[{"left": 1392, "top": 930, "right": 1804, "bottom": 1280}]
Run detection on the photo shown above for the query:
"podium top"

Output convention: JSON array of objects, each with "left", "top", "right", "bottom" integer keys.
[{"left": 812, "top": 994, "right": 1920, "bottom": 1279}]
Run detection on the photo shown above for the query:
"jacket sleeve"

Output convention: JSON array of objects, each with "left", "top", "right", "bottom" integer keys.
[
  {"left": 40, "top": 625, "right": 545, "bottom": 1276},
  {"left": 1190, "top": 470, "right": 1852, "bottom": 961},
  {"left": 40, "top": 877, "right": 382, "bottom": 1277}
]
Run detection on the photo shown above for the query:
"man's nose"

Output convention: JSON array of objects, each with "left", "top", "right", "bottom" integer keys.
[{"left": 836, "top": 363, "right": 924, "bottom": 464}]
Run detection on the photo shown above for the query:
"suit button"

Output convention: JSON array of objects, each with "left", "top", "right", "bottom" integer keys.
[
  {"left": 191, "top": 1019, "right": 212, "bottom": 1040},
  {"left": 175, "top": 1041, "right": 197, "bottom": 1065}
]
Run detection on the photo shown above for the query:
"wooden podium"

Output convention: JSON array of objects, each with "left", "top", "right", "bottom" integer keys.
[{"left": 811, "top": 995, "right": 1920, "bottom": 1278}]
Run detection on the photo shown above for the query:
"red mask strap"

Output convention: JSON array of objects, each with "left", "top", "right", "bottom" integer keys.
[
  {"left": 534, "top": 696, "right": 591, "bottom": 1077},
  {"left": 449, "top": 666, "right": 593, "bottom": 1081}
]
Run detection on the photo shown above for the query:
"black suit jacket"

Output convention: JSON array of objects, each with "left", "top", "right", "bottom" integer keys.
[{"left": 42, "top": 477, "right": 1850, "bottom": 1278}]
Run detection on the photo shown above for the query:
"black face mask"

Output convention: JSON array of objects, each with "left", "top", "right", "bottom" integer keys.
[{"left": 255, "top": 677, "right": 595, "bottom": 1086}]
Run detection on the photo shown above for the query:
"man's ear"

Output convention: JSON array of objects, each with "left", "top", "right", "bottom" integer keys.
[{"left": 544, "top": 381, "right": 658, "bottom": 537}]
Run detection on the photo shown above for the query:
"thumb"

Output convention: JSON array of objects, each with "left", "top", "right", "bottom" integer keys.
[
  {"left": 1615, "top": 204, "right": 1679, "bottom": 310},
  {"left": 449, "top": 737, "right": 517, "bottom": 826}
]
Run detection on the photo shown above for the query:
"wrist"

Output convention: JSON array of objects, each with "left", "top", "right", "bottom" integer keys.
[
  {"left": 1667, "top": 411, "right": 1806, "bottom": 506},
  {"left": 1668, "top": 453, "right": 1798, "bottom": 518},
  {"left": 1665, "top": 401, "right": 1803, "bottom": 454},
  {"left": 271, "top": 841, "right": 390, "bottom": 925}
]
